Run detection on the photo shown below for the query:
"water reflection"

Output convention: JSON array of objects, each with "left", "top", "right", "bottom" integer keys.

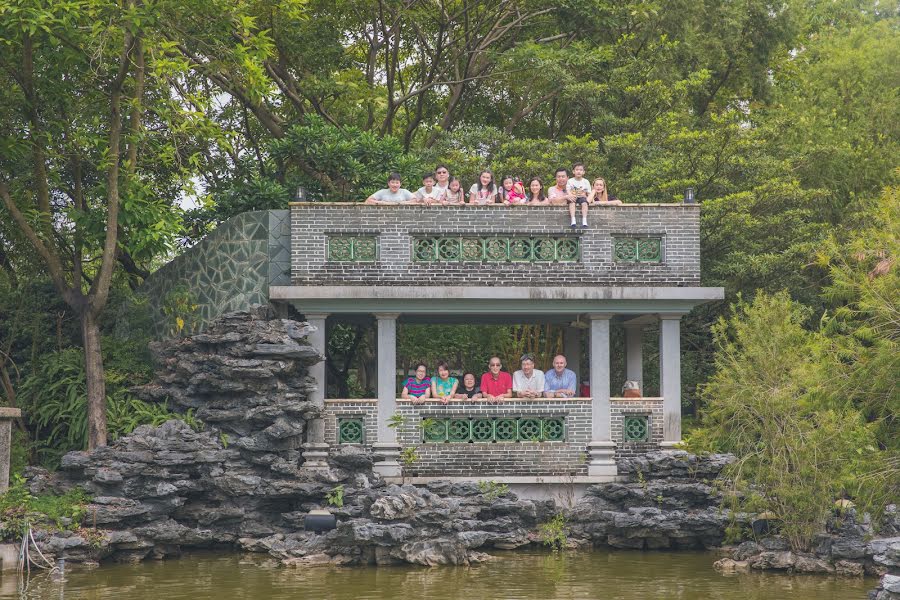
[{"left": 1, "top": 550, "right": 873, "bottom": 600}]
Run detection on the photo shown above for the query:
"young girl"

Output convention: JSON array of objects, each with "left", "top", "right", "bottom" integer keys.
[
  {"left": 430, "top": 361, "right": 458, "bottom": 405},
  {"left": 504, "top": 178, "right": 527, "bottom": 205},
  {"left": 402, "top": 363, "right": 431, "bottom": 405},
  {"left": 526, "top": 177, "right": 548, "bottom": 205},
  {"left": 443, "top": 177, "right": 464, "bottom": 204},
  {"left": 468, "top": 170, "right": 498, "bottom": 204},
  {"left": 588, "top": 178, "right": 623, "bottom": 205},
  {"left": 499, "top": 176, "right": 514, "bottom": 204}
]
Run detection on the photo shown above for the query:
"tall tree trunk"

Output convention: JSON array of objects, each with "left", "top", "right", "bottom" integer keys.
[{"left": 81, "top": 310, "right": 107, "bottom": 449}]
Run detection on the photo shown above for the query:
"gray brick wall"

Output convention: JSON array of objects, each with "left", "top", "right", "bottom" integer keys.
[
  {"left": 324, "top": 397, "right": 665, "bottom": 472},
  {"left": 611, "top": 397, "right": 664, "bottom": 458},
  {"left": 291, "top": 204, "right": 700, "bottom": 287}
]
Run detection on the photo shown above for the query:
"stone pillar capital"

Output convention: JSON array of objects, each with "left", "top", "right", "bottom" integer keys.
[
  {"left": 374, "top": 312, "right": 401, "bottom": 321},
  {"left": 303, "top": 312, "right": 330, "bottom": 321},
  {"left": 587, "top": 312, "right": 614, "bottom": 321},
  {"left": 658, "top": 313, "right": 685, "bottom": 321}
]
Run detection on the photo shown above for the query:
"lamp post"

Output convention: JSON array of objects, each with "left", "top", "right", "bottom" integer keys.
[
  {"left": 683, "top": 187, "right": 695, "bottom": 204},
  {"left": 296, "top": 186, "right": 307, "bottom": 202}
]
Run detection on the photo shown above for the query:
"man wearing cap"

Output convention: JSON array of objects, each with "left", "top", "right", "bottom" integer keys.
[{"left": 513, "top": 354, "right": 545, "bottom": 399}]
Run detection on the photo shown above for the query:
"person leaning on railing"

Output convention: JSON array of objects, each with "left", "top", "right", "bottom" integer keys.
[
  {"left": 588, "top": 177, "right": 622, "bottom": 206},
  {"left": 402, "top": 363, "right": 431, "bottom": 404},
  {"left": 544, "top": 354, "right": 577, "bottom": 398},
  {"left": 513, "top": 353, "right": 545, "bottom": 398},
  {"left": 453, "top": 372, "right": 483, "bottom": 399},
  {"left": 365, "top": 172, "right": 415, "bottom": 204},
  {"left": 480, "top": 356, "right": 513, "bottom": 403},
  {"left": 430, "top": 361, "right": 459, "bottom": 405}
]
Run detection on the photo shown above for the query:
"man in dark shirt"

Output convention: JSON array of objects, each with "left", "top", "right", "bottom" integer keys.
[{"left": 454, "top": 372, "right": 482, "bottom": 399}]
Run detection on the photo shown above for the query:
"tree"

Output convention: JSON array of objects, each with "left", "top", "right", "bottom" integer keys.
[{"left": 0, "top": 0, "right": 211, "bottom": 448}]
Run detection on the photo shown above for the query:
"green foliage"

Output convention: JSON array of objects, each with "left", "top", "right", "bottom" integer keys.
[
  {"left": 477, "top": 480, "right": 510, "bottom": 502},
  {"left": 17, "top": 347, "right": 199, "bottom": 466},
  {"left": 689, "top": 291, "right": 886, "bottom": 551},
  {"left": 326, "top": 485, "right": 345, "bottom": 508},
  {"left": 387, "top": 413, "right": 406, "bottom": 430},
  {"left": 538, "top": 513, "right": 568, "bottom": 552},
  {"left": 0, "top": 475, "right": 90, "bottom": 539},
  {"left": 400, "top": 446, "right": 420, "bottom": 468}
]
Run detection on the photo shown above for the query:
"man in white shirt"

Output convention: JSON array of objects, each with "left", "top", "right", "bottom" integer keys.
[{"left": 513, "top": 353, "right": 545, "bottom": 398}]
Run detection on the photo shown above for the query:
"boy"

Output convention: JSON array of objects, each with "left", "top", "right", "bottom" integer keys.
[
  {"left": 567, "top": 162, "right": 591, "bottom": 228},
  {"left": 414, "top": 172, "right": 443, "bottom": 204},
  {"left": 365, "top": 173, "right": 414, "bottom": 204}
]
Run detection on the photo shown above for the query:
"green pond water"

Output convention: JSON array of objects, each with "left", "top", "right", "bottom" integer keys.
[{"left": 2, "top": 550, "right": 873, "bottom": 600}]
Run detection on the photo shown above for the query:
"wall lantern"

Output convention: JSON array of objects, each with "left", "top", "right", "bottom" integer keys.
[
  {"left": 684, "top": 187, "right": 695, "bottom": 204},
  {"left": 296, "top": 186, "right": 307, "bottom": 202}
]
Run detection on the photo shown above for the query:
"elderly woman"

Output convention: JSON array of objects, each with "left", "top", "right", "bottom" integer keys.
[{"left": 453, "top": 372, "right": 483, "bottom": 400}]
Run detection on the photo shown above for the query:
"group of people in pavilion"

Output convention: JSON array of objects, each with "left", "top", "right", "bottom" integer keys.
[
  {"left": 365, "top": 163, "right": 623, "bottom": 228},
  {"left": 401, "top": 354, "right": 584, "bottom": 404}
]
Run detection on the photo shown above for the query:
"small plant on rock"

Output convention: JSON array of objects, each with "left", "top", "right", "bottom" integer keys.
[
  {"left": 538, "top": 513, "right": 568, "bottom": 552},
  {"left": 478, "top": 480, "right": 510, "bottom": 502},
  {"left": 326, "top": 485, "right": 345, "bottom": 508}
]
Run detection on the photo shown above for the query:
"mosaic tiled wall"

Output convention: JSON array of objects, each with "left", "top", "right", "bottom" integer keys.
[{"left": 135, "top": 210, "right": 291, "bottom": 338}]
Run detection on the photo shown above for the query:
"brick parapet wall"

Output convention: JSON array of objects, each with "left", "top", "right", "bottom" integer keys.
[
  {"left": 291, "top": 204, "right": 700, "bottom": 287},
  {"left": 324, "top": 396, "right": 665, "bottom": 473},
  {"left": 611, "top": 397, "right": 664, "bottom": 458}
]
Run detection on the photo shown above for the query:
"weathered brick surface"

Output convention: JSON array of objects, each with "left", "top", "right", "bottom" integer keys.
[
  {"left": 291, "top": 204, "right": 700, "bottom": 287},
  {"left": 324, "top": 398, "right": 670, "bottom": 475},
  {"left": 611, "top": 397, "right": 664, "bottom": 458}
]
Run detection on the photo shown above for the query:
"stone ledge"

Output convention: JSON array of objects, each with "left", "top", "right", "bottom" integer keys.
[
  {"left": 0, "top": 408, "right": 21, "bottom": 419},
  {"left": 384, "top": 475, "right": 623, "bottom": 484}
]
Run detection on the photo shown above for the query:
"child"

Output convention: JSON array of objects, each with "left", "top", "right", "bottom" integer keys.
[
  {"left": 505, "top": 178, "right": 527, "bottom": 205},
  {"left": 365, "top": 173, "right": 414, "bottom": 204},
  {"left": 468, "top": 170, "right": 498, "bottom": 204},
  {"left": 499, "top": 176, "right": 515, "bottom": 204},
  {"left": 566, "top": 162, "right": 592, "bottom": 228},
  {"left": 415, "top": 172, "right": 443, "bottom": 204},
  {"left": 443, "top": 177, "right": 464, "bottom": 204}
]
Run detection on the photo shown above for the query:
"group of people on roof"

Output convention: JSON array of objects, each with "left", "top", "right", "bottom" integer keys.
[
  {"left": 365, "top": 163, "right": 622, "bottom": 229},
  {"left": 401, "top": 353, "right": 584, "bottom": 404}
]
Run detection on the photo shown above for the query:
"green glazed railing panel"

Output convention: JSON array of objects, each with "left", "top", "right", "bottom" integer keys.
[
  {"left": 423, "top": 419, "right": 448, "bottom": 442},
  {"left": 494, "top": 419, "right": 517, "bottom": 442},
  {"left": 613, "top": 237, "right": 662, "bottom": 263},
  {"left": 413, "top": 237, "right": 580, "bottom": 263},
  {"left": 328, "top": 236, "right": 378, "bottom": 262},
  {"left": 471, "top": 419, "right": 495, "bottom": 442},
  {"left": 338, "top": 418, "right": 364, "bottom": 444},
  {"left": 518, "top": 418, "right": 542, "bottom": 442},
  {"left": 420, "top": 417, "right": 566, "bottom": 443},
  {"left": 448, "top": 419, "right": 472, "bottom": 442},
  {"left": 542, "top": 418, "right": 565, "bottom": 441},
  {"left": 623, "top": 415, "right": 650, "bottom": 442}
]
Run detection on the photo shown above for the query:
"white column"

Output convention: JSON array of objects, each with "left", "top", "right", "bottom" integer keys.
[
  {"left": 660, "top": 315, "right": 682, "bottom": 446},
  {"left": 373, "top": 313, "right": 402, "bottom": 477},
  {"left": 563, "top": 326, "right": 581, "bottom": 384},
  {"left": 0, "top": 408, "right": 21, "bottom": 492},
  {"left": 302, "top": 313, "right": 329, "bottom": 468},
  {"left": 625, "top": 325, "right": 643, "bottom": 388},
  {"left": 587, "top": 314, "right": 616, "bottom": 477}
]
